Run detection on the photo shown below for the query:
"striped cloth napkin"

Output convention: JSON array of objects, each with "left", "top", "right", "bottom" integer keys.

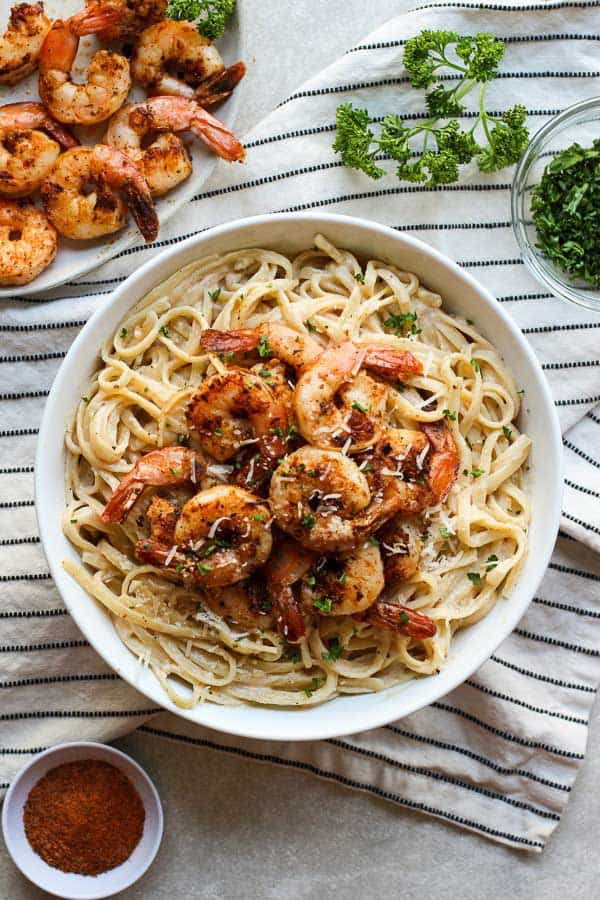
[{"left": 2, "top": 0, "right": 600, "bottom": 853}]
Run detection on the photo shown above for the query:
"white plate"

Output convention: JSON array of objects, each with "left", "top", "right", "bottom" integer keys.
[
  {"left": 35, "top": 212, "right": 563, "bottom": 742},
  {"left": 0, "top": 0, "right": 244, "bottom": 298}
]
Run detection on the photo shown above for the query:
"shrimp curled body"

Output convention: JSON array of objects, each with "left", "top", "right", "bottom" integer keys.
[
  {"left": 0, "top": 3, "right": 50, "bottom": 85},
  {"left": 41, "top": 145, "right": 158, "bottom": 243},
  {"left": 187, "top": 368, "right": 290, "bottom": 464},
  {"left": 131, "top": 20, "right": 245, "bottom": 107},
  {"left": 0, "top": 102, "right": 78, "bottom": 198},
  {"left": 39, "top": 9, "right": 131, "bottom": 125},
  {"left": 0, "top": 199, "right": 57, "bottom": 286},
  {"left": 105, "top": 96, "right": 245, "bottom": 197},
  {"left": 84, "top": 0, "right": 167, "bottom": 41},
  {"left": 269, "top": 446, "right": 401, "bottom": 553},
  {"left": 135, "top": 485, "right": 273, "bottom": 589}
]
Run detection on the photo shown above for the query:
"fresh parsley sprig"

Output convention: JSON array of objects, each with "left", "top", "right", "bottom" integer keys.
[
  {"left": 166, "top": 0, "right": 236, "bottom": 39},
  {"left": 333, "top": 30, "right": 529, "bottom": 187}
]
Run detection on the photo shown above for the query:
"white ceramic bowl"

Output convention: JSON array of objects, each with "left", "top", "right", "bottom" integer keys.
[
  {"left": 35, "top": 212, "right": 563, "bottom": 742},
  {"left": 2, "top": 741, "right": 163, "bottom": 899}
]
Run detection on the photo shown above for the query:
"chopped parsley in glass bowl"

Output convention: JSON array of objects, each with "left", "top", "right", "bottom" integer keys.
[{"left": 511, "top": 96, "right": 600, "bottom": 311}]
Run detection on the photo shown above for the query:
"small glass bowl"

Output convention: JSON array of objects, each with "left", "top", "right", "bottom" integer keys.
[{"left": 511, "top": 96, "right": 600, "bottom": 312}]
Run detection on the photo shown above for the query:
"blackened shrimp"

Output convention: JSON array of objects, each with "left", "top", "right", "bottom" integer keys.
[
  {"left": 131, "top": 20, "right": 245, "bottom": 107},
  {"left": 41, "top": 145, "right": 159, "bottom": 243},
  {"left": 300, "top": 542, "right": 384, "bottom": 616},
  {"left": 294, "top": 341, "right": 423, "bottom": 453},
  {"left": 0, "top": 3, "right": 50, "bottom": 85},
  {"left": 200, "top": 322, "right": 323, "bottom": 373},
  {"left": 134, "top": 485, "right": 272, "bottom": 589},
  {"left": 101, "top": 446, "right": 205, "bottom": 524},
  {"left": 104, "top": 96, "right": 245, "bottom": 197},
  {"left": 0, "top": 102, "right": 78, "bottom": 198},
  {"left": 84, "top": 0, "right": 167, "bottom": 41},
  {"left": 186, "top": 368, "right": 291, "bottom": 464},
  {"left": 269, "top": 446, "right": 402, "bottom": 553},
  {"left": 359, "top": 421, "right": 459, "bottom": 516},
  {"left": 39, "top": 7, "right": 131, "bottom": 125}
]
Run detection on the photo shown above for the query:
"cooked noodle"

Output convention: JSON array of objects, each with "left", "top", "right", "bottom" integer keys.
[{"left": 63, "top": 234, "right": 531, "bottom": 708}]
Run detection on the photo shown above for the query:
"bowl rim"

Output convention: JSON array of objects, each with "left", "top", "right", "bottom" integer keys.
[
  {"left": 511, "top": 95, "right": 600, "bottom": 312},
  {"left": 35, "top": 211, "right": 563, "bottom": 741},
  {"left": 1, "top": 741, "right": 163, "bottom": 900}
]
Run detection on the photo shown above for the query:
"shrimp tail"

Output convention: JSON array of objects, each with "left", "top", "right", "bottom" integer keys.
[
  {"left": 194, "top": 61, "right": 247, "bottom": 107},
  {"left": 362, "top": 348, "right": 423, "bottom": 378},
  {"left": 69, "top": 4, "right": 122, "bottom": 37},
  {"left": 93, "top": 145, "right": 159, "bottom": 243},
  {"left": 273, "top": 585, "right": 306, "bottom": 643},
  {"left": 200, "top": 328, "right": 258, "bottom": 355},
  {"left": 0, "top": 102, "right": 79, "bottom": 148},
  {"left": 101, "top": 479, "right": 148, "bottom": 524},
  {"left": 421, "top": 421, "right": 459, "bottom": 501},
  {"left": 190, "top": 107, "right": 245, "bottom": 162},
  {"left": 370, "top": 601, "right": 437, "bottom": 639},
  {"left": 39, "top": 20, "right": 77, "bottom": 74},
  {"left": 101, "top": 447, "right": 203, "bottom": 523}
]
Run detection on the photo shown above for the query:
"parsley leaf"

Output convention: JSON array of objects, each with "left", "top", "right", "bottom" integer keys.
[
  {"left": 322, "top": 638, "right": 342, "bottom": 662},
  {"left": 258, "top": 335, "right": 272, "bottom": 358},
  {"left": 166, "top": 0, "right": 236, "bottom": 39},
  {"left": 467, "top": 572, "right": 482, "bottom": 585},
  {"left": 313, "top": 597, "right": 333, "bottom": 613}
]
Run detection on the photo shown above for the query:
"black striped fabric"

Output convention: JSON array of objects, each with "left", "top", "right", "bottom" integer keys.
[{"left": 1, "top": 0, "right": 600, "bottom": 853}]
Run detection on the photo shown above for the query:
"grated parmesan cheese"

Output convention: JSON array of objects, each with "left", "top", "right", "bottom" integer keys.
[
  {"left": 165, "top": 544, "right": 178, "bottom": 566},
  {"left": 208, "top": 516, "right": 230, "bottom": 539}
]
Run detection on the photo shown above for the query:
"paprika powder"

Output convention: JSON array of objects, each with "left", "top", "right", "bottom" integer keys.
[{"left": 23, "top": 758, "right": 145, "bottom": 876}]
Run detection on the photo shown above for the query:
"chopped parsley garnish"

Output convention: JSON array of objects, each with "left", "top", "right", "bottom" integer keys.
[
  {"left": 215, "top": 427, "right": 223, "bottom": 436},
  {"left": 170, "top": 467, "right": 180, "bottom": 476},
  {"left": 338, "top": 572, "right": 348, "bottom": 585},
  {"left": 70, "top": 518, "right": 77, "bottom": 524},
  {"left": 307, "top": 469, "right": 319, "bottom": 478},
  {"left": 368, "top": 536, "right": 380, "bottom": 547},
  {"left": 175, "top": 563, "right": 184, "bottom": 573},
  {"left": 466, "top": 318, "right": 474, "bottom": 325},
  {"left": 196, "top": 562, "right": 212, "bottom": 575},
  {"left": 442, "top": 408, "right": 456, "bottom": 420},
  {"left": 253, "top": 512, "right": 265, "bottom": 522},
  {"left": 177, "top": 432, "right": 187, "bottom": 445},
  {"left": 470, "top": 467, "right": 485, "bottom": 479},
  {"left": 470, "top": 358, "right": 481, "bottom": 372},
  {"left": 352, "top": 400, "right": 368, "bottom": 413},
  {"left": 399, "top": 611, "right": 410, "bottom": 625},
  {"left": 303, "top": 676, "right": 325, "bottom": 698},
  {"left": 440, "top": 526, "right": 453, "bottom": 540},
  {"left": 354, "top": 271, "right": 365, "bottom": 284},
  {"left": 322, "top": 638, "right": 342, "bottom": 662},
  {"left": 307, "top": 575, "right": 316, "bottom": 587},
  {"left": 258, "top": 335, "right": 272, "bottom": 358},
  {"left": 304, "top": 319, "right": 316, "bottom": 333},
  {"left": 270, "top": 426, "right": 285, "bottom": 438},
  {"left": 258, "top": 369, "right": 272, "bottom": 380},
  {"left": 486, "top": 554, "right": 499, "bottom": 572},
  {"left": 159, "top": 325, "right": 170, "bottom": 337},
  {"left": 81, "top": 396, "right": 89, "bottom": 403},
  {"left": 313, "top": 597, "right": 333, "bottom": 613},
  {"left": 218, "top": 350, "right": 235, "bottom": 362},
  {"left": 301, "top": 514, "right": 316, "bottom": 529},
  {"left": 208, "top": 287, "right": 222, "bottom": 302},
  {"left": 119, "top": 327, "right": 127, "bottom": 339},
  {"left": 467, "top": 572, "right": 482, "bottom": 585},
  {"left": 383, "top": 311, "right": 421, "bottom": 336},
  {"left": 531, "top": 139, "right": 600, "bottom": 287},
  {"left": 502, "top": 426, "right": 512, "bottom": 438}
]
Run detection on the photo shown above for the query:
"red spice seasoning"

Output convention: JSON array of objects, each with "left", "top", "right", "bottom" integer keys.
[{"left": 23, "top": 759, "right": 145, "bottom": 876}]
